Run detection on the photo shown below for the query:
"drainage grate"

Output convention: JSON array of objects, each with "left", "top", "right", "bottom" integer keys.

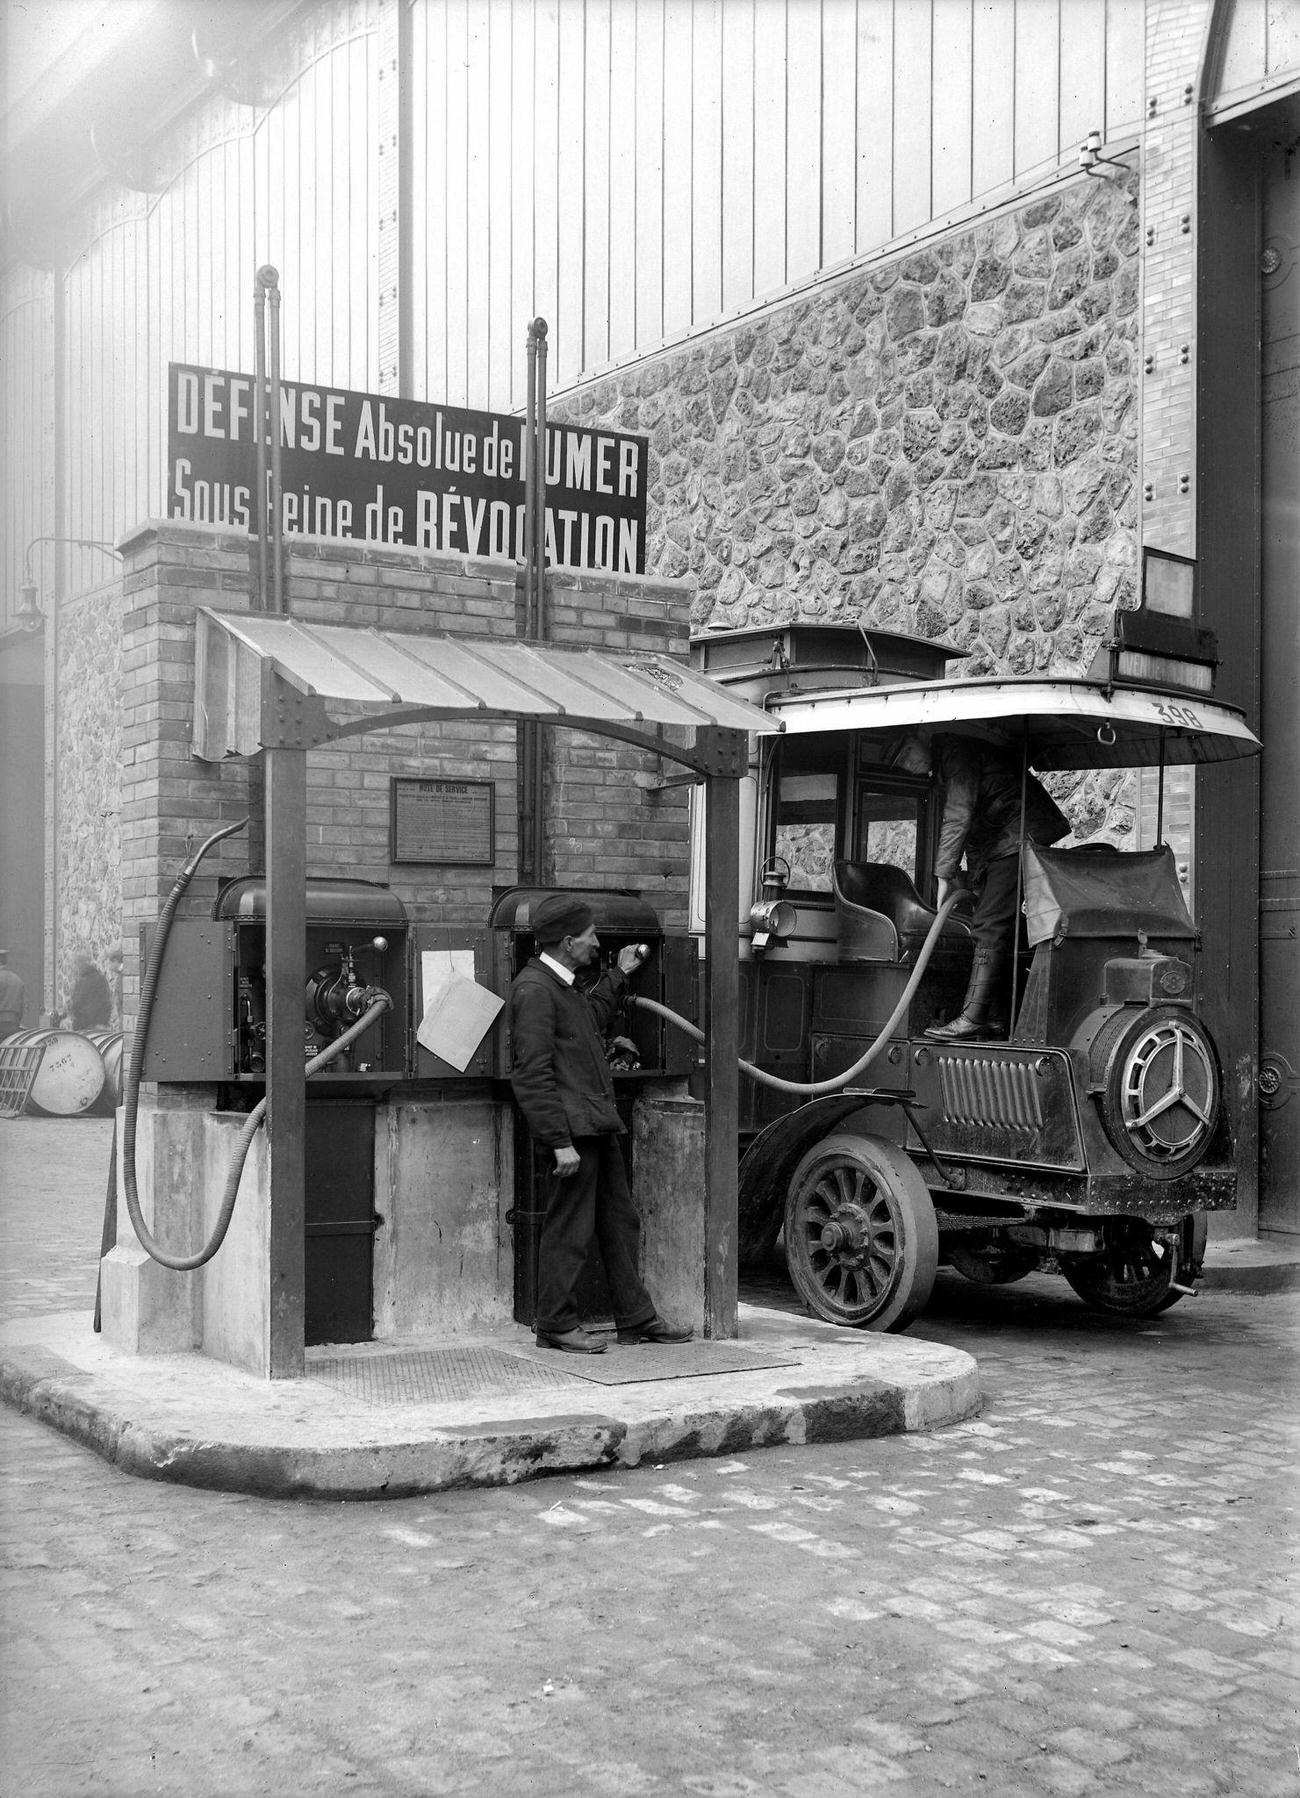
[
  {"left": 307, "top": 1346, "right": 583, "bottom": 1407},
  {"left": 498, "top": 1339, "right": 801, "bottom": 1385}
]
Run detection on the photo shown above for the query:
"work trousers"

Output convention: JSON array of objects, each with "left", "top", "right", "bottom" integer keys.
[
  {"left": 534, "top": 1135, "right": 656, "bottom": 1336},
  {"left": 969, "top": 851, "right": 1022, "bottom": 963}
]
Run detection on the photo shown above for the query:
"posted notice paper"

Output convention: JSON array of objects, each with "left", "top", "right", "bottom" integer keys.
[{"left": 417, "top": 950, "right": 504, "bottom": 1072}]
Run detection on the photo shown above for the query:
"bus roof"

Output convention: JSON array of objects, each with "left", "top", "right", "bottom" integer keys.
[{"left": 769, "top": 675, "right": 1260, "bottom": 770}]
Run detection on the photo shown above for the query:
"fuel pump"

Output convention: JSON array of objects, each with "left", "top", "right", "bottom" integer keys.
[
  {"left": 304, "top": 936, "right": 392, "bottom": 1070},
  {"left": 121, "top": 824, "right": 399, "bottom": 1274}
]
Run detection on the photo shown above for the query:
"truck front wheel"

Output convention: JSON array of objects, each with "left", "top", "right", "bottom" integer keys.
[{"left": 784, "top": 1134, "right": 939, "bottom": 1331}]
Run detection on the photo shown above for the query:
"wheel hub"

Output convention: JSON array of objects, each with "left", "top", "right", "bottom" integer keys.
[{"left": 819, "top": 1206, "right": 870, "bottom": 1263}]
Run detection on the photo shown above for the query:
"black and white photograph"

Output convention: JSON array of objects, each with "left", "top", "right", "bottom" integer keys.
[{"left": 0, "top": 2, "right": 1296, "bottom": 1793}]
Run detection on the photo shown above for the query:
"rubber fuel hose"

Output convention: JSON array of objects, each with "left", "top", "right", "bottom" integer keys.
[{"left": 629, "top": 893, "right": 964, "bottom": 1097}]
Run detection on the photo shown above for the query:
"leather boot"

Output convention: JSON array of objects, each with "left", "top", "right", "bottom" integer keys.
[{"left": 926, "top": 954, "right": 1008, "bottom": 1041}]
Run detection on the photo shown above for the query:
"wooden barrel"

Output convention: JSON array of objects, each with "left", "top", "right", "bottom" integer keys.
[
  {"left": 5, "top": 1029, "right": 105, "bottom": 1116},
  {"left": 84, "top": 1030, "right": 125, "bottom": 1113}
]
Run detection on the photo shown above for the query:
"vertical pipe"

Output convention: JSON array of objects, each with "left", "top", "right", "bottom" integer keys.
[
  {"left": 264, "top": 269, "right": 286, "bottom": 616},
  {"left": 1011, "top": 724, "right": 1030, "bottom": 1030},
  {"left": 531, "top": 318, "right": 549, "bottom": 879},
  {"left": 703, "top": 742, "right": 740, "bottom": 1340},
  {"left": 396, "top": 0, "right": 414, "bottom": 399},
  {"left": 265, "top": 739, "right": 307, "bottom": 1379},
  {"left": 518, "top": 322, "right": 540, "bottom": 883},
  {"left": 523, "top": 324, "right": 538, "bottom": 632},
  {"left": 44, "top": 275, "right": 67, "bottom": 1015},
  {"left": 253, "top": 275, "right": 269, "bottom": 612},
  {"left": 533, "top": 317, "right": 549, "bottom": 631},
  {"left": 1156, "top": 728, "right": 1167, "bottom": 844}
]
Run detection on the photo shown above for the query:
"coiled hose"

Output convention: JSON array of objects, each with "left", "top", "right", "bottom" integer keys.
[
  {"left": 630, "top": 893, "right": 964, "bottom": 1097},
  {"left": 121, "top": 819, "right": 392, "bottom": 1271}
]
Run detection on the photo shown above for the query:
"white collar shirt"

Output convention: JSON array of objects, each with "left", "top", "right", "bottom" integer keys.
[{"left": 538, "top": 951, "right": 575, "bottom": 986}]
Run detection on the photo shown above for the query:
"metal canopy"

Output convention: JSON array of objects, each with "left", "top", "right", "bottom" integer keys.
[
  {"left": 194, "top": 608, "right": 781, "bottom": 767},
  {"left": 193, "top": 603, "right": 760, "bottom": 1357},
  {"left": 771, "top": 675, "right": 1261, "bottom": 770}
]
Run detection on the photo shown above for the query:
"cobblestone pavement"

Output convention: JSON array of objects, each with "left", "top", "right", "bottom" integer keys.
[{"left": 1, "top": 1116, "right": 1297, "bottom": 1798}]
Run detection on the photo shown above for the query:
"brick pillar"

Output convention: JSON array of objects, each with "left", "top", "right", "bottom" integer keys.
[
  {"left": 118, "top": 524, "right": 255, "bottom": 1034},
  {"left": 1140, "top": 0, "right": 1214, "bottom": 558}
]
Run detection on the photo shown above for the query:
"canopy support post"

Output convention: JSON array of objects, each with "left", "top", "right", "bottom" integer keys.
[
  {"left": 702, "top": 731, "right": 742, "bottom": 1339},
  {"left": 1011, "top": 721, "right": 1030, "bottom": 1035},
  {"left": 265, "top": 741, "right": 306, "bottom": 1379}
]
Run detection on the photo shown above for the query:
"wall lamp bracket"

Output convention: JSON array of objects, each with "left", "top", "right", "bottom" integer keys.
[{"left": 17, "top": 536, "right": 124, "bottom": 630}]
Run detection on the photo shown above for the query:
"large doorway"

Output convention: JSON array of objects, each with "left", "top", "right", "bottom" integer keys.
[{"left": 1259, "top": 109, "right": 1300, "bottom": 1238}]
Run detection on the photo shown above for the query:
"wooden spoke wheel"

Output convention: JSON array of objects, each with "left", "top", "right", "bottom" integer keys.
[
  {"left": 784, "top": 1134, "right": 938, "bottom": 1332},
  {"left": 1060, "top": 1216, "right": 1201, "bottom": 1317}
]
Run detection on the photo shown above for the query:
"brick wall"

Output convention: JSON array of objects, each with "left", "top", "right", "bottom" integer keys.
[{"left": 112, "top": 522, "right": 692, "bottom": 1027}]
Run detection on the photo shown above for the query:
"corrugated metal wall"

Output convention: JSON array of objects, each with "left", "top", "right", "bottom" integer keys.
[
  {"left": 2, "top": 0, "right": 381, "bottom": 619},
  {"left": 0, "top": 263, "right": 57, "bottom": 601},
  {"left": 3, "top": 0, "right": 1148, "bottom": 618},
  {"left": 411, "top": 0, "right": 1146, "bottom": 409},
  {"left": 1209, "top": 0, "right": 1300, "bottom": 113}
]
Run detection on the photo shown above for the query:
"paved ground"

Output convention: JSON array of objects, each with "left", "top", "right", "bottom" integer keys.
[
  {"left": 1, "top": 1115, "right": 1297, "bottom": 1798},
  {"left": 0, "top": 1113, "right": 980, "bottom": 1495}
]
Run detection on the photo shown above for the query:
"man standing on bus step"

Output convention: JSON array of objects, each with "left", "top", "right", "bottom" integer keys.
[
  {"left": 508, "top": 894, "right": 692, "bottom": 1354},
  {"left": 893, "top": 732, "right": 1069, "bottom": 1041}
]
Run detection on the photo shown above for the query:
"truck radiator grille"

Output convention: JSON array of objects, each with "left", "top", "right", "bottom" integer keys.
[{"left": 937, "top": 1055, "right": 1044, "bottom": 1133}]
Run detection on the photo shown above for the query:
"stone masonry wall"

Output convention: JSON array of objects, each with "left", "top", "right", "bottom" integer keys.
[
  {"left": 113, "top": 523, "right": 692, "bottom": 1031},
  {"left": 57, "top": 578, "right": 126, "bottom": 1022},
  {"left": 562, "top": 172, "right": 1143, "bottom": 840}
]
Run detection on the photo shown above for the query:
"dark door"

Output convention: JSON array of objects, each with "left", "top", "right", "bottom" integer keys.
[
  {"left": 305, "top": 1099, "right": 376, "bottom": 1344},
  {"left": 1259, "top": 120, "right": 1300, "bottom": 1238}
]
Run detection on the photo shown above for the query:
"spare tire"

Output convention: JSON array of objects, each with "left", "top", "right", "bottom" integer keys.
[{"left": 1090, "top": 1005, "right": 1220, "bottom": 1178}]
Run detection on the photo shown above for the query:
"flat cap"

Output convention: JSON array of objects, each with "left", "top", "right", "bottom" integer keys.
[{"left": 531, "top": 894, "right": 595, "bottom": 945}]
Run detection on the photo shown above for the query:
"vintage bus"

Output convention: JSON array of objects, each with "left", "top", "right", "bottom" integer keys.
[{"left": 679, "top": 598, "right": 1258, "bottom": 1330}]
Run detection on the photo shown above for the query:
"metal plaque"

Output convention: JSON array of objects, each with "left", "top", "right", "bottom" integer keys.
[{"left": 390, "top": 776, "right": 495, "bottom": 866}]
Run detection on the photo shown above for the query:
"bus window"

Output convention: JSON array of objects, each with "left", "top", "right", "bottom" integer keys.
[
  {"left": 772, "top": 740, "right": 845, "bottom": 895},
  {"left": 1136, "top": 765, "right": 1195, "bottom": 911},
  {"left": 854, "top": 782, "right": 930, "bottom": 885}
]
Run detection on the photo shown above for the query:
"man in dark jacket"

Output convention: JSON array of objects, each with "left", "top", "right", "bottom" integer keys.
[
  {"left": 894, "top": 732, "right": 1069, "bottom": 1040},
  {"left": 508, "top": 893, "right": 692, "bottom": 1354},
  {"left": 67, "top": 955, "right": 112, "bottom": 1031}
]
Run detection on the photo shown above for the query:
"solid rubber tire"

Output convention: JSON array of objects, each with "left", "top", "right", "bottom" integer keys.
[{"left": 784, "top": 1133, "right": 939, "bottom": 1332}]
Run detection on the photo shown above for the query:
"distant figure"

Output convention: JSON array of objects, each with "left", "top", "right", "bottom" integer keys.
[
  {"left": 0, "top": 951, "right": 24, "bottom": 1037},
  {"left": 67, "top": 955, "right": 112, "bottom": 1031}
]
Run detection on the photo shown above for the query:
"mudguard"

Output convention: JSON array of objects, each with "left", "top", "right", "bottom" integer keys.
[{"left": 737, "top": 1089, "right": 909, "bottom": 1265}]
